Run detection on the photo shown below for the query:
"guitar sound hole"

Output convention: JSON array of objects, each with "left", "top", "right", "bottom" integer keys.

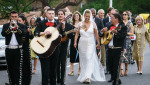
[{"left": 45, "top": 34, "right": 51, "bottom": 39}]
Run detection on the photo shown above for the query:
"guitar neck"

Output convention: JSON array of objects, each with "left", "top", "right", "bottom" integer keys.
[{"left": 65, "top": 28, "right": 77, "bottom": 35}]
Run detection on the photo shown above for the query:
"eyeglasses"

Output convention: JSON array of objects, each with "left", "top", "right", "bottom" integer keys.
[{"left": 123, "top": 14, "right": 127, "bottom": 16}]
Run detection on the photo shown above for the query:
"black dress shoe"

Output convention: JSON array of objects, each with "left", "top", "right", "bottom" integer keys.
[
  {"left": 112, "top": 79, "right": 122, "bottom": 85},
  {"left": 5, "top": 83, "right": 10, "bottom": 85},
  {"left": 108, "top": 79, "right": 113, "bottom": 82}
]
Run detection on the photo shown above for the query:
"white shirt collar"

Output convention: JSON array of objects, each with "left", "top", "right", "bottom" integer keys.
[
  {"left": 40, "top": 16, "right": 47, "bottom": 21},
  {"left": 116, "top": 23, "right": 119, "bottom": 27},
  {"left": 48, "top": 19, "right": 54, "bottom": 23}
]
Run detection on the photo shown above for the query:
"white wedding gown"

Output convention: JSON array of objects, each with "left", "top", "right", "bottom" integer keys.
[{"left": 77, "top": 21, "right": 106, "bottom": 82}]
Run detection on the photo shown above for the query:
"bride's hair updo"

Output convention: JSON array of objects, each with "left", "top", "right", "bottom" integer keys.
[{"left": 84, "top": 9, "right": 91, "bottom": 16}]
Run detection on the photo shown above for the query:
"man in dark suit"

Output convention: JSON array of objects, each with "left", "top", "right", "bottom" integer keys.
[
  {"left": 91, "top": 8, "right": 106, "bottom": 67},
  {"left": 1, "top": 11, "right": 25, "bottom": 85},
  {"left": 34, "top": 8, "right": 60, "bottom": 85},
  {"left": 103, "top": 7, "right": 114, "bottom": 27},
  {"left": 101, "top": 13, "right": 127, "bottom": 85},
  {"left": 56, "top": 9, "right": 74, "bottom": 85}
]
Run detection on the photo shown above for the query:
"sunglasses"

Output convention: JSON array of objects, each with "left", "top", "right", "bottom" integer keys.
[{"left": 123, "top": 14, "right": 127, "bottom": 16}]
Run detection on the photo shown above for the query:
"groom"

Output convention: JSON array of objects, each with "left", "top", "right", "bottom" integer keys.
[{"left": 101, "top": 13, "right": 127, "bottom": 85}]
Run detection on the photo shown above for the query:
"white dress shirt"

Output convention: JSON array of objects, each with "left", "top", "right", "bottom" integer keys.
[
  {"left": 48, "top": 19, "right": 54, "bottom": 23},
  {"left": 108, "top": 23, "right": 119, "bottom": 46},
  {"left": 40, "top": 16, "right": 47, "bottom": 21},
  {"left": 9, "top": 32, "right": 18, "bottom": 46}
]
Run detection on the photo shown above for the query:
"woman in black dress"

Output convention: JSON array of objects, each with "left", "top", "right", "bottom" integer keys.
[{"left": 68, "top": 11, "right": 82, "bottom": 76}]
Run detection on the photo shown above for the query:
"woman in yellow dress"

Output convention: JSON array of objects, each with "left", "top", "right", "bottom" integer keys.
[
  {"left": 133, "top": 15, "right": 150, "bottom": 75},
  {"left": 29, "top": 16, "right": 38, "bottom": 74}
]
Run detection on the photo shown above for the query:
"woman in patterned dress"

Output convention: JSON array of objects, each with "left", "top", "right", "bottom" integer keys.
[{"left": 132, "top": 16, "right": 150, "bottom": 75}]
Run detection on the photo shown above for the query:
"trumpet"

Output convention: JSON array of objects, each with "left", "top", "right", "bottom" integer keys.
[{"left": 10, "top": 20, "right": 17, "bottom": 28}]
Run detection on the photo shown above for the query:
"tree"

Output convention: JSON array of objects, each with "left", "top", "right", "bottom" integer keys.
[
  {"left": 0, "top": 0, "right": 36, "bottom": 19},
  {"left": 79, "top": 0, "right": 109, "bottom": 14},
  {"left": 80, "top": 0, "right": 150, "bottom": 15},
  {"left": 0, "top": 0, "right": 82, "bottom": 19}
]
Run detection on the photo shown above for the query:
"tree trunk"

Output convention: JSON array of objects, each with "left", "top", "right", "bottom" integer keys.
[{"left": 42, "top": 0, "right": 49, "bottom": 9}]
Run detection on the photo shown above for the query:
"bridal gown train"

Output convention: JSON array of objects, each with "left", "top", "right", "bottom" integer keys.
[{"left": 77, "top": 21, "right": 106, "bottom": 82}]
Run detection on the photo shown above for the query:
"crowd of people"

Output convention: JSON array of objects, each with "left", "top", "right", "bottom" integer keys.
[{"left": 1, "top": 5, "right": 150, "bottom": 85}]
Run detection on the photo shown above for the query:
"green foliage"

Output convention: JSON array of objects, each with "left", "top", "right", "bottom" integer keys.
[
  {"left": 113, "top": 0, "right": 150, "bottom": 14},
  {"left": 0, "top": 0, "right": 34, "bottom": 19},
  {"left": 79, "top": 0, "right": 109, "bottom": 14},
  {"left": 49, "top": 0, "right": 60, "bottom": 7},
  {"left": 80, "top": 0, "right": 150, "bottom": 15}
]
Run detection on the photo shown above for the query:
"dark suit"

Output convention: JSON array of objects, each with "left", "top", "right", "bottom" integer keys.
[
  {"left": 94, "top": 17, "right": 106, "bottom": 66},
  {"left": 94, "top": 17, "right": 104, "bottom": 35},
  {"left": 36, "top": 17, "right": 47, "bottom": 24},
  {"left": 34, "top": 19, "right": 60, "bottom": 85},
  {"left": 103, "top": 17, "right": 110, "bottom": 27},
  {"left": 106, "top": 23, "right": 127, "bottom": 84},
  {"left": 57, "top": 22, "right": 74, "bottom": 85},
  {"left": 1, "top": 23, "right": 25, "bottom": 85},
  {"left": 22, "top": 25, "right": 33, "bottom": 85}
]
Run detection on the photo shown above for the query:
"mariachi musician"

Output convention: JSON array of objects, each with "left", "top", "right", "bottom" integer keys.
[
  {"left": 100, "top": 13, "right": 127, "bottom": 85},
  {"left": 1, "top": 11, "right": 25, "bottom": 85},
  {"left": 56, "top": 9, "right": 74, "bottom": 85},
  {"left": 34, "top": 8, "right": 60, "bottom": 85}
]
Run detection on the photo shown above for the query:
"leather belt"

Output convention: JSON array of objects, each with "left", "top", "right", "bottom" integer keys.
[
  {"left": 108, "top": 46, "right": 122, "bottom": 49},
  {"left": 6, "top": 45, "right": 22, "bottom": 49}
]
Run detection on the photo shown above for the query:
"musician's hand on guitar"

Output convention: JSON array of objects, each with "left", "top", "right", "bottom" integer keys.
[
  {"left": 101, "top": 27, "right": 107, "bottom": 32},
  {"left": 111, "top": 29, "right": 117, "bottom": 34},
  {"left": 61, "top": 21, "right": 65, "bottom": 30},
  {"left": 96, "top": 44, "right": 101, "bottom": 49},
  {"left": 40, "top": 32, "right": 45, "bottom": 36},
  {"left": 45, "top": 31, "right": 50, "bottom": 35}
]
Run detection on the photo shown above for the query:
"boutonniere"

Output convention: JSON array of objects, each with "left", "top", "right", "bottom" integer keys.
[{"left": 46, "top": 22, "right": 54, "bottom": 27}]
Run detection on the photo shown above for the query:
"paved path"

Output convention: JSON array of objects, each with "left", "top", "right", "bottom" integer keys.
[{"left": 0, "top": 43, "right": 150, "bottom": 85}]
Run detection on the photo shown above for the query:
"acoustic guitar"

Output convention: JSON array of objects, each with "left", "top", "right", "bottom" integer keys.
[
  {"left": 101, "top": 25, "right": 121, "bottom": 45},
  {"left": 31, "top": 14, "right": 72, "bottom": 58},
  {"left": 61, "top": 28, "right": 78, "bottom": 42}
]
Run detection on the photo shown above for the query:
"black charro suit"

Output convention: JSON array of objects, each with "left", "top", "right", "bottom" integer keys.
[
  {"left": 103, "top": 22, "right": 127, "bottom": 84},
  {"left": 57, "top": 22, "right": 74, "bottom": 85},
  {"left": 22, "top": 25, "right": 33, "bottom": 85},
  {"left": 1, "top": 23, "right": 25, "bottom": 45},
  {"left": 34, "top": 19, "right": 60, "bottom": 85},
  {"left": 1, "top": 22, "right": 25, "bottom": 85}
]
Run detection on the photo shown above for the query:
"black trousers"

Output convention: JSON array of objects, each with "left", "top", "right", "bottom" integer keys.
[
  {"left": 57, "top": 43, "right": 68, "bottom": 84},
  {"left": 108, "top": 48, "right": 122, "bottom": 82},
  {"left": 22, "top": 46, "right": 32, "bottom": 85},
  {"left": 40, "top": 45, "right": 60, "bottom": 85},
  {"left": 5, "top": 48, "right": 23, "bottom": 85},
  {"left": 105, "top": 45, "right": 109, "bottom": 72}
]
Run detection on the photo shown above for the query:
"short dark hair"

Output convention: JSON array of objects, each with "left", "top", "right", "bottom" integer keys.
[
  {"left": 47, "top": 8, "right": 55, "bottom": 12},
  {"left": 10, "top": 10, "right": 18, "bottom": 14},
  {"left": 19, "top": 15, "right": 29, "bottom": 26},
  {"left": 57, "top": 9, "right": 65, "bottom": 15},
  {"left": 107, "top": 7, "right": 114, "bottom": 13},
  {"left": 113, "top": 13, "right": 122, "bottom": 23}
]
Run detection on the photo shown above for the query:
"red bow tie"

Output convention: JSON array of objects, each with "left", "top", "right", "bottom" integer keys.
[
  {"left": 110, "top": 26, "right": 117, "bottom": 30},
  {"left": 46, "top": 22, "right": 54, "bottom": 27}
]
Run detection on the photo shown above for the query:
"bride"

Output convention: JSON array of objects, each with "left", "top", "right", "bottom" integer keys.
[{"left": 74, "top": 9, "right": 106, "bottom": 83}]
